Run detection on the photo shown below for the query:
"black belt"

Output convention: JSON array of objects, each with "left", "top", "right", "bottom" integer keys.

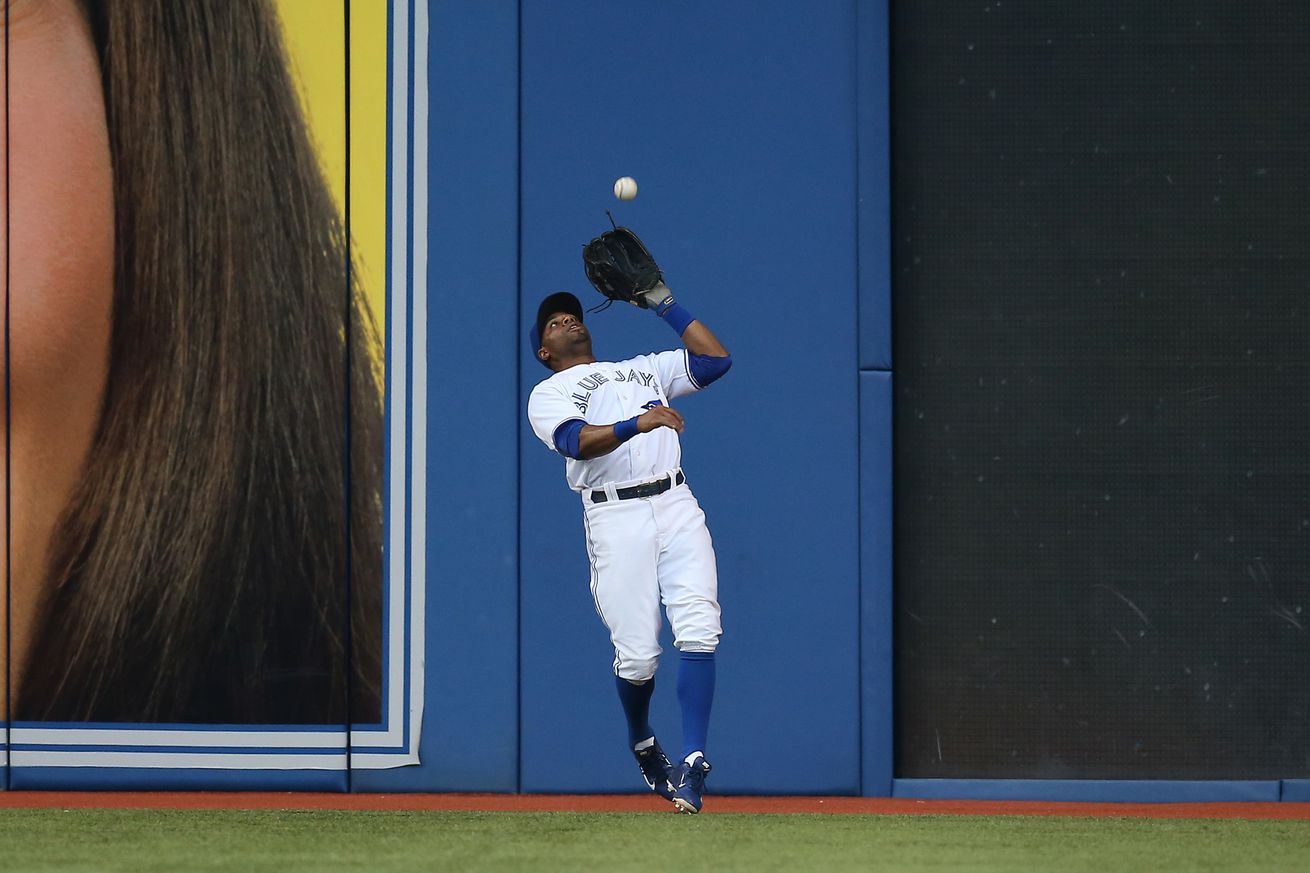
[{"left": 590, "top": 471, "right": 685, "bottom": 503}]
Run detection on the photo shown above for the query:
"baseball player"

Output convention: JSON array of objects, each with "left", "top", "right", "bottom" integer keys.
[{"left": 527, "top": 243, "right": 731, "bottom": 814}]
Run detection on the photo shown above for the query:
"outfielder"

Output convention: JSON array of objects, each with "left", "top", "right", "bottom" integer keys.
[{"left": 527, "top": 226, "right": 732, "bottom": 813}]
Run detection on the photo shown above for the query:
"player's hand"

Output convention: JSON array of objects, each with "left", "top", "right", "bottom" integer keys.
[
  {"left": 638, "top": 282, "right": 675, "bottom": 313},
  {"left": 636, "top": 405, "right": 684, "bottom": 434}
]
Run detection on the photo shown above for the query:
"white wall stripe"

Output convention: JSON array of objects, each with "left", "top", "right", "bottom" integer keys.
[
  {"left": 11, "top": 752, "right": 348, "bottom": 770},
  {"left": 11, "top": 729, "right": 346, "bottom": 748},
  {"left": 404, "top": 0, "right": 430, "bottom": 765}
]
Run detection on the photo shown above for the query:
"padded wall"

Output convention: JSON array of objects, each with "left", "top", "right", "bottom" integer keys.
[
  {"left": 858, "top": 0, "right": 894, "bottom": 797},
  {"left": 518, "top": 0, "right": 863, "bottom": 795},
  {"left": 860, "top": 372, "right": 894, "bottom": 795},
  {"left": 354, "top": 0, "right": 520, "bottom": 792}
]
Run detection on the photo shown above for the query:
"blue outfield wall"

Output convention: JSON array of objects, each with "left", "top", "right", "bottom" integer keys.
[
  {"left": 858, "top": 0, "right": 894, "bottom": 798},
  {"left": 355, "top": 0, "right": 521, "bottom": 792},
  {"left": 517, "top": 0, "right": 862, "bottom": 796},
  {"left": 860, "top": 372, "right": 894, "bottom": 797},
  {"left": 858, "top": 0, "right": 892, "bottom": 372}
]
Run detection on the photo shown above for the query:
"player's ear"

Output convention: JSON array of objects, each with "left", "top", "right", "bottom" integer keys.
[{"left": 538, "top": 347, "right": 549, "bottom": 363}]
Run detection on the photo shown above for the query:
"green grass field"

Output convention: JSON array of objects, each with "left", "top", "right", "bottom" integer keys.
[{"left": 1, "top": 809, "right": 1308, "bottom": 872}]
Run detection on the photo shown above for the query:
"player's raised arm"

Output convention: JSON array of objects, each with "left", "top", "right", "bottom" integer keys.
[
  {"left": 640, "top": 283, "right": 732, "bottom": 387},
  {"left": 642, "top": 283, "right": 729, "bottom": 358},
  {"left": 678, "top": 319, "right": 729, "bottom": 359}
]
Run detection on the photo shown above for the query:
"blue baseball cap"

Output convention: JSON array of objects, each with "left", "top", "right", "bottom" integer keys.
[{"left": 529, "top": 291, "right": 584, "bottom": 369}]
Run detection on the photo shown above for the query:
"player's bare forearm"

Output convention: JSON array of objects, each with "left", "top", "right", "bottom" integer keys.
[
  {"left": 577, "top": 407, "right": 686, "bottom": 460},
  {"left": 577, "top": 425, "right": 623, "bottom": 460},
  {"left": 680, "top": 319, "right": 728, "bottom": 358}
]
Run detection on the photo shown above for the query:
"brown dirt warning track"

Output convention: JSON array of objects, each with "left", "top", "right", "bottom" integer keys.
[{"left": 1, "top": 792, "right": 1309, "bottom": 819}]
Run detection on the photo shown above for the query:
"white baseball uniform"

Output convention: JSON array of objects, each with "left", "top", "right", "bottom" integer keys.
[{"left": 528, "top": 350, "right": 722, "bottom": 681}]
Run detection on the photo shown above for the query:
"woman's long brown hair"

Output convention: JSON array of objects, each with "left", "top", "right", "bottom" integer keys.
[{"left": 17, "top": 0, "right": 383, "bottom": 723}]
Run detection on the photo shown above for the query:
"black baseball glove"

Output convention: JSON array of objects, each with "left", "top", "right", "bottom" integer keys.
[{"left": 581, "top": 226, "right": 673, "bottom": 311}]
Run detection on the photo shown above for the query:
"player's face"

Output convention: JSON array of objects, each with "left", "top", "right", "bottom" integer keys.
[
  {"left": 1, "top": 0, "right": 115, "bottom": 687},
  {"left": 539, "top": 310, "right": 591, "bottom": 364}
]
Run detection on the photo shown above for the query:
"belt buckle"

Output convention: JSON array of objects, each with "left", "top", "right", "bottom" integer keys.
[
  {"left": 628, "top": 474, "right": 667, "bottom": 500},
  {"left": 597, "top": 472, "right": 678, "bottom": 503}
]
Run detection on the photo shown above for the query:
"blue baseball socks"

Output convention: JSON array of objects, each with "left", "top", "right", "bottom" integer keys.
[
  {"left": 615, "top": 675, "right": 656, "bottom": 749},
  {"left": 677, "top": 650, "right": 715, "bottom": 762},
  {"left": 617, "top": 651, "right": 716, "bottom": 760}
]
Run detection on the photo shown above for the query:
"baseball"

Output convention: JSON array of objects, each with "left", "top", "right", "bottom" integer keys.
[{"left": 613, "top": 176, "right": 638, "bottom": 201}]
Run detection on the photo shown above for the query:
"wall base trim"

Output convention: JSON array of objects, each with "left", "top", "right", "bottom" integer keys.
[{"left": 892, "top": 779, "right": 1281, "bottom": 803}]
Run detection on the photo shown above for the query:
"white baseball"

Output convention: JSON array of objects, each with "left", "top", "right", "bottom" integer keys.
[{"left": 613, "top": 176, "right": 638, "bottom": 201}]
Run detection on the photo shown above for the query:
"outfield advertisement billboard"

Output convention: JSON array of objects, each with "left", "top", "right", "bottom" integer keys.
[{"left": 2, "top": 0, "right": 426, "bottom": 783}]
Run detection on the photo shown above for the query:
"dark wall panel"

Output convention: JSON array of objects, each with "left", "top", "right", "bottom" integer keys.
[{"left": 894, "top": 1, "right": 1310, "bottom": 778}]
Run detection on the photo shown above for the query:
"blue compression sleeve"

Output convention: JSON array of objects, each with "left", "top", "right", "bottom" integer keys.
[
  {"left": 659, "top": 302, "right": 695, "bottom": 335},
  {"left": 552, "top": 419, "right": 585, "bottom": 459},
  {"left": 687, "top": 352, "right": 732, "bottom": 388}
]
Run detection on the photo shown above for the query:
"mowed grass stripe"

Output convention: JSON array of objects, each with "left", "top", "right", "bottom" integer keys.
[{"left": 1, "top": 809, "right": 1308, "bottom": 872}]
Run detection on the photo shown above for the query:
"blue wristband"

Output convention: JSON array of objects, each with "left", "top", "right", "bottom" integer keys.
[
  {"left": 660, "top": 302, "right": 695, "bottom": 336},
  {"left": 613, "top": 416, "right": 640, "bottom": 442}
]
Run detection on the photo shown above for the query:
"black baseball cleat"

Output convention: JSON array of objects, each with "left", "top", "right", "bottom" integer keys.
[
  {"left": 633, "top": 739, "right": 677, "bottom": 802},
  {"left": 671, "top": 754, "right": 711, "bottom": 814}
]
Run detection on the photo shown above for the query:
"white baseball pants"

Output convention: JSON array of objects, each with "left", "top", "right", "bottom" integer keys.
[{"left": 580, "top": 475, "right": 722, "bottom": 682}]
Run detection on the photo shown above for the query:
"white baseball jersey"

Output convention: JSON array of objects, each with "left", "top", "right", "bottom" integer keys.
[{"left": 528, "top": 350, "right": 700, "bottom": 490}]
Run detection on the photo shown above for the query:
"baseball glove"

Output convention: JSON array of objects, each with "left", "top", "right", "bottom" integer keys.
[{"left": 581, "top": 226, "right": 670, "bottom": 311}]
